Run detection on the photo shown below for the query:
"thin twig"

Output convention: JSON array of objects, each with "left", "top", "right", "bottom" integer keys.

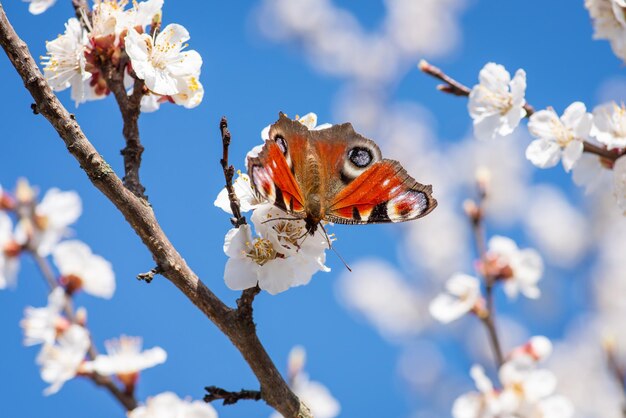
[
  {"left": 468, "top": 189, "right": 504, "bottom": 369},
  {"left": 219, "top": 117, "right": 246, "bottom": 227},
  {"left": 204, "top": 386, "right": 262, "bottom": 405},
  {"left": 0, "top": 7, "right": 309, "bottom": 417},
  {"left": 419, "top": 59, "right": 626, "bottom": 163}
]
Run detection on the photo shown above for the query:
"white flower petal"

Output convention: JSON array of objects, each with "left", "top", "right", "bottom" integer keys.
[
  {"left": 561, "top": 140, "right": 584, "bottom": 172},
  {"left": 526, "top": 139, "right": 561, "bottom": 169}
]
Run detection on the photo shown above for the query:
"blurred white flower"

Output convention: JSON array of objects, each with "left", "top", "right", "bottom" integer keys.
[
  {"left": 21, "top": 287, "right": 69, "bottom": 346},
  {"left": 452, "top": 365, "right": 500, "bottom": 418},
  {"left": 129, "top": 392, "right": 218, "bottom": 418},
  {"left": 509, "top": 336, "right": 553, "bottom": 363},
  {"left": 214, "top": 173, "right": 263, "bottom": 214},
  {"left": 591, "top": 102, "right": 626, "bottom": 150},
  {"left": 526, "top": 102, "right": 592, "bottom": 171},
  {"left": 613, "top": 155, "right": 626, "bottom": 212},
  {"left": 272, "top": 346, "right": 340, "bottom": 418},
  {"left": 429, "top": 273, "right": 482, "bottom": 324},
  {"left": 483, "top": 236, "right": 543, "bottom": 300},
  {"left": 453, "top": 353, "right": 573, "bottom": 418},
  {"left": 42, "top": 18, "right": 91, "bottom": 106},
  {"left": 468, "top": 63, "right": 527, "bottom": 141},
  {"left": 498, "top": 356, "right": 570, "bottom": 416},
  {"left": 125, "top": 24, "right": 202, "bottom": 96},
  {"left": 36, "top": 324, "right": 90, "bottom": 395},
  {"left": 82, "top": 336, "right": 166, "bottom": 388},
  {"left": 336, "top": 259, "right": 424, "bottom": 340},
  {"left": 585, "top": 0, "right": 626, "bottom": 62},
  {"left": 24, "top": 0, "right": 56, "bottom": 15},
  {"left": 52, "top": 240, "right": 115, "bottom": 299},
  {"left": 15, "top": 187, "right": 82, "bottom": 257},
  {"left": 0, "top": 211, "right": 20, "bottom": 289}
]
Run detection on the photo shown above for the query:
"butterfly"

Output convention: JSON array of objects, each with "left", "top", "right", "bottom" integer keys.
[{"left": 247, "top": 113, "right": 437, "bottom": 236}]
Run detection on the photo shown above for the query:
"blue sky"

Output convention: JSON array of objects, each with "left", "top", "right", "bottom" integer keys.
[{"left": 0, "top": 1, "right": 624, "bottom": 417}]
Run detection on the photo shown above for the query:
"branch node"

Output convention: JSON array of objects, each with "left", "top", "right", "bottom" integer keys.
[
  {"left": 137, "top": 266, "right": 162, "bottom": 284},
  {"left": 30, "top": 102, "right": 39, "bottom": 114}
]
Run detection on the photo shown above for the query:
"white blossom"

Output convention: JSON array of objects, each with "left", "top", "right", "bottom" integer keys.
[
  {"left": 171, "top": 74, "right": 204, "bottom": 109},
  {"left": 89, "top": 0, "right": 163, "bottom": 43},
  {"left": 214, "top": 173, "right": 263, "bottom": 214},
  {"left": 591, "top": 101, "right": 626, "bottom": 149},
  {"left": 15, "top": 187, "right": 82, "bottom": 257},
  {"left": 125, "top": 24, "right": 202, "bottom": 96},
  {"left": 24, "top": 0, "right": 57, "bottom": 15},
  {"left": 42, "top": 18, "right": 91, "bottom": 105},
  {"left": 129, "top": 392, "right": 218, "bottom": 418},
  {"left": 526, "top": 102, "right": 592, "bottom": 171},
  {"left": 0, "top": 211, "right": 20, "bottom": 289},
  {"left": 484, "top": 236, "right": 543, "bottom": 300},
  {"left": 82, "top": 336, "right": 166, "bottom": 384},
  {"left": 52, "top": 240, "right": 115, "bottom": 299},
  {"left": 468, "top": 63, "right": 527, "bottom": 141},
  {"left": 613, "top": 154, "right": 626, "bottom": 213},
  {"left": 20, "top": 287, "right": 69, "bottom": 346},
  {"left": 36, "top": 324, "right": 90, "bottom": 395},
  {"left": 222, "top": 208, "right": 330, "bottom": 296},
  {"left": 429, "top": 273, "right": 481, "bottom": 323}
]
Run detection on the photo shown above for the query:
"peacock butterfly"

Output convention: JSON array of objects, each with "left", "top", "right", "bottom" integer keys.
[{"left": 247, "top": 113, "right": 437, "bottom": 235}]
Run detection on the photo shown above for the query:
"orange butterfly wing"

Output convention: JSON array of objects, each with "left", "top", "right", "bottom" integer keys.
[
  {"left": 247, "top": 141, "right": 306, "bottom": 214},
  {"left": 327, "top": 160, "right": 437, "bottom": 224}
]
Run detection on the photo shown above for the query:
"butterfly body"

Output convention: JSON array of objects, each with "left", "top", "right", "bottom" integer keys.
[{"left": 248, "top": 113, "right": 437, "bottom": 235}]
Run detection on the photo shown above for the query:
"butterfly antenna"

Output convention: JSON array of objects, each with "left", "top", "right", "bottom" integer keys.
[
  {"left": 319, "top": 223, "right": 352, "bottom": 272},
  {"left": 261, "top": 216, "right": 301, "bottom": 225}
]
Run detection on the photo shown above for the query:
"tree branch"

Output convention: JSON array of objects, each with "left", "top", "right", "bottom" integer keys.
[
  {"left": 100, "top": 58, "right": 147, "bottom": 200},
  {"left": 204, "top": 386, "right": 262, "bottom": 405},
  {"left": 419, "top": 59, "right": 626, "bottom": 163},
  {"left": 0, "top": 5, "right": 309, "bottom": 417}
]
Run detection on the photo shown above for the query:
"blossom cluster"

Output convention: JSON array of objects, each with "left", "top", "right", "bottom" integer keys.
[
  {"left": 215, "top": 113, "right": 332, "bottom": 295},
  {"left": 429, "top": 236, "right": 543, "bottom": 324},
  {"left": 468, "top": 62, "right": 626, "bottom": 212},
  {"left": 452, "top": 337, "right": 573, "bottom": 418},
  {"left": 2, "top": 179, "right": 213, "bottom": 417},
  {"left": 40, "top": 0, "right": 203, "bottom": 111}
]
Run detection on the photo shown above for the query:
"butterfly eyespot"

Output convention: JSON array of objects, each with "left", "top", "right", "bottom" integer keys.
[
  {"left": 348, "top": 147, "right": 373, "bottom": 168},
  {"left": 274, "top": 135, "right": 288, "bottom": 154}
]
